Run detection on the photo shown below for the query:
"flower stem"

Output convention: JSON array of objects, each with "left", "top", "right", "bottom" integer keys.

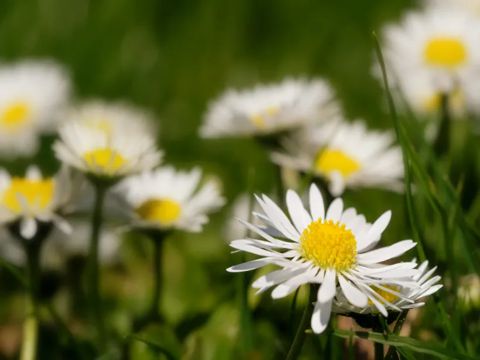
[
  {"left": 433, "top": 93, "right": 450, "bottom": 156},
  {"left": 20, "top": 240, "right": 42, "bottom": 360},
  {"left": 285, "top": 285, "right": 316, "bottom": 360},
  {"left": 373, "top": 317, "right": 385, "bottom": 360},
  {"left": 87, "top": 183, "right": 107, "bottom": 347},
  {"left": 149, "top": 233, "right": 165, "bottom": 321}
]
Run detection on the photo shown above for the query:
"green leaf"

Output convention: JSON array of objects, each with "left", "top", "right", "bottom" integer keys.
[
  {"left": 334, "top": 329, "right": 475, "bottom": 360},
  {"left": 127, "top": 324, "right": 182, "bottom": 360}
]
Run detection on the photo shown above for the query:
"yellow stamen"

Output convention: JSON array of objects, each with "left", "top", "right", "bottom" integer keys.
[
  {"left": 2, "top": 178, "right": 54, "bottom": 213},
  {"left": 314, "top": 149, "right": 361, "bottom": 178},
  {"left": 136, "top": 198, "right": 181, "bottom": 226},
  {"left": 424, "top": 37, "right": 467, "bottom": 68},
  {"left": 300, "top": 219, "right": 357, "bottom": 271},
  {"left": 1, "top": 101, "right": 31, "bottom": 129},
  {"left": 249, "top": 106, "right": 279, "bottom": 129},
  {"left": 83, "top": 148, "right": 126, "bottom": 174},
  {"left": 369, "top": 284, "right": 400, "bottom": 305}
]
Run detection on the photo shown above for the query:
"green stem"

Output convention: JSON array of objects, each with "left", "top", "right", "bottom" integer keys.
[
  {"left": 434, "top": 93, "right": 450, "bottom": 157},
  {"left": 285, "top": 285, "right": 316, "bottom": 360},
  {"left": 20, "top": 241, "right": 41, "bottom": 360},
  {"left": 373, "top": 319, "right": 384, "bottom": 360},
  {"left": 87, "top": 184, "right": 107, "bottom": 347},
  {"left": 149, "top": 234, "right": 165, "bottom": 321}
]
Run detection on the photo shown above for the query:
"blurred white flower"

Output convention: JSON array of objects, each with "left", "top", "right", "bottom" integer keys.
[
  {"left": 200, "top": 78, "right": 340, "bottom": 138},
  {"left": 0, "top": 60, "right": 70, "bottom": 156},
  {"left": 272, "top": 120, "right": 403, "bottom": 196},
  {"left": 228, "top": 184, "right": 417, "bottom": 334},
  {"left": 118, "top": 166, "right": 225, "bottom": 232},
  {"left": 334, "top": 260, "right": 442, "bottom": 315},
  {"left": 457, "top": 274, "right": 480, "bottom": 310},
  {"left": 54, "top": 101, "right": 162, "bottom": 179},
  {"left": 425, "top": 0, "right": 480, "bottom": 16},
  {"left": 379, "top": 5, "right": 480, "bottom": 101},
  {"left": 0, "top": 166, "right": 72, "bottom": 239}
]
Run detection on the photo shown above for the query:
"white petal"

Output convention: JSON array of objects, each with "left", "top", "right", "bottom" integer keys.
[
  {"left": 227, "top": 258, "right": 272, "bottom": 272},
  {"left": 357, "top": 210, "right": 391, "bottom": 251},
  {"left": 311, "top": 298, "right": 332, "bottom": 334},
  {"left": 338, "top": 274, "right": 368, "bottom": 308},
  {"left": 286, "top": 190, "right": 311, "bottom": 233},
  {"left": 328, "top": 171, "right": 345, "bottom": 196},
  {"left": 257, "top": 195, "right": 299, "bottom": 240},
  {"left": 326, "top": 198, "right": 343, "bottom": 222},
  {"left": 318, "top": 269, "right": 336, "bottom": 303},
  {"left": 271, "top": 273, "right": 310, "bottom": 299},
  {"left": 20, "top": 218, "right": 37, "bottom": 239},
  {"left": 309, "top": 184, "right": 325, "bottom": 221},
  {"left": 357, "top": 240, "right": 416, "bottom": 264}
]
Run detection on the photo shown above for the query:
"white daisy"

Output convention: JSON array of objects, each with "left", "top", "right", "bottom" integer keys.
[
  {"left": 0, "top": 166, "right": 71, "bottom": 239},
  {"left": 380, "top": 5, "right": 480, "bottom": 94},
  {"left": 54, "top": 101, "right": 162, "bottom": 179},
  {"left": 425, "top": 0, "right": 480, "bottom": 16},
  {"left": 227, "top": 184, "right": 417, "bottom": 334},
  {"left": 334, "top": 260, "right": 442, "bottom": 315},
  {"left": 200, "top": 78, "right": 340, "bottom": 138},
  {"left": 0, "top": 60, "right": 70, "bottom": 156},
  {"left": 272, "top": 120, "right": 403, "bottom": 196},
  {"left": 118, "top": 166, "right": 225, "bottom": 232}
]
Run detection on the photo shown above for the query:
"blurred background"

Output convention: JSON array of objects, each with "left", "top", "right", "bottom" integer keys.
[{"left": 3, "top": 0, "right": 475, "bottom": 359}]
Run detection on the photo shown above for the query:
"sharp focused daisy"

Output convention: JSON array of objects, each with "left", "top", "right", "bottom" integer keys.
[
  {"left": 118, "top": 166, "right": 225, "bottom": 232},
  {"left": 334, "top": 260, "right": 442, "bottom": 315},
  {"left": 200, "top": 78, "right": 340, "bottom": 138},
  {"left": 227, "top": 184, "right": 417, "bottom": 333},
  {"left": 54, "top": 101, "right": 162, "bottom": 179},
  {"left": 0, "top": 60, "right": 70, "bottom": 156},
  {"left": 380, "top": 5, "right": 480, "bottom": 94},
  {"left": 0, "top": 166, "right": 71, "bottom": 239},
  {"left": 272, "top": 120, "right": 403, "bottom": 196}
]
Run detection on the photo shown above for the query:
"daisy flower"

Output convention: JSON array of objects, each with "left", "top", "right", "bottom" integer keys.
[
  {"left": 118, "top": 166, "right": 225, "bottom": 232},
  {"left": 334, "top": 260, "right": 442, "bottom": 315},
  {"left": 380, "top": 5, "right": 480, "bottom": 94},
  {"left": 227, "top": 184, "right": 417, "bottom": 334},
  {"left": 0, "top": 166, "right": 71, "bottom": 239},
  {"left": 425, "top": 0, "right": 480, "bottom": 16},
  {"left": 200, "top": 78, "right": 340, "bottom": 138},
  {"left": 0, "top": 60, "right": 70, "bottom": 156},
  {"left": 272, "top": 120, "right": 403, "bottom": 196},
  {"left": 54, "top": 101, "right": 162, "bottom": 180}
]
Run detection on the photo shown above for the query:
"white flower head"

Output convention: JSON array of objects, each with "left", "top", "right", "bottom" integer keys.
[
  {"left": 334, "top": 260, "right": 442, "bottom": 315},
  {"left": 118, "top": 166, "right": 225, "bottom": 232},
  {"left": 54, "top": 101, "right": 162, "bottom": 179},
  {"left": 228, "top": 184, "right": 417, "bottom": 334},
  {"left": 0, "top": 60, "right": 70, "bottom": 156},
  {"left": 272, "top": 120, "right": 404, "bottom": 196},
  {"left": 0, "top": 166, "right": 72, "bottom": 239},
  {"left": 379, "top": 5, "right": 480, "bottom": 94},
  {"left": 200, "top": 78, "right": 340, "bottom": 138}
]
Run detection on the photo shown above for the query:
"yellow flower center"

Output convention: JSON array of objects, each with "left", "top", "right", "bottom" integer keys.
[
  {"left": 369, "top": 284, "right": 400, "bottom": 305},
  {"left": 2, "top": 178, "right": 54, "bottom": 214},
  {"left": 250, "top": 106, "right": 279, "bottom": 129},
  {"left": 136, "top": 198, "right": 181, "bottom": 226},
  {"left": 314, "top": 149, "right": 361, "bottom": 178},
  {"left": 1, "top": 101, "right": 31, "bottom": 130},
  {"left": 424, "top": 37, "right": 467, "bottom": 68},
  {"left": 300, "top": 219, "right": 357, "bottom": 271},
  {"left": 83, "top": 148, "right": 126, "bottom": 174}
]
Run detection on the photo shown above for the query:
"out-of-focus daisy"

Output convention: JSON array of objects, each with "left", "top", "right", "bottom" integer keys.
[
  {"left": 272, "top": 120, "right": 403, "bottom": 196},
  {"left": 0, "top": 166, "right": 71, "bottom": 239},
  {"left": 200, "top": 78, "right": 340, "bottom": 138},
  {"left": 380, "top": 6, "right": 480, "bottom": 94},
  {"left": 457, "top": 274, "right": 480, "bottom": 310},
  {"left": 425, "top": 0, "right": 480, "bottom": 16},
  {"left": 228, "top": 184, "right": 417, "bottom": 334},
  {"left": 118, "top": 166, "right": 225, "bottom": 232},
  {"left": 0, "top": 60, "right": 70, "bottom": 156},
  {"left": 334, "top": 260, "right": 442, "bottom": 315},
  {"left": 54, "top": 101, "right": 162, "bottom": 180}
]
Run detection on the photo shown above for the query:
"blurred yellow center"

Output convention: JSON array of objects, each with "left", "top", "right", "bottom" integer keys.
[
  {"left": 369, "top": 284, "right": 400, "bottom": 305},
  {"left": 424, "top": 37, "right": 466, "bottom": 68},
  {"left": 2, "top": 178, "right": 54, "bottom": 213},
  {"left": 83, "top": 148, "right": 126, "bottom": 173},
  {"left": 136, "top": 198, "right": 181, "bottom": 225},
  {"left": 250, "top": 106, "right": 279, "bottom": 129},
  {"left": 1, "top": 101, "right": 31, "bottom": 129},
  {"left": 300, "top": 220, "right": 357, "bottom": 271},
  {"left": 314, "top": 149, "right": 360, "bottom": 178}
]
